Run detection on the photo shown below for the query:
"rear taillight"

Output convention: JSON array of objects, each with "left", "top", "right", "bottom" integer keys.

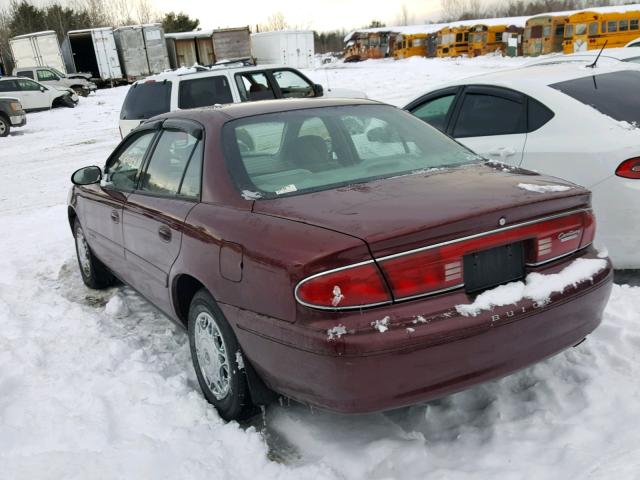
[
  {"left": 295, "top": 210, "right": 596, "bottom": 309},
  {"left": 295, "top": 262, "right": 391, "bottom": 309},
  {"left": 615, "top": 158, "right": 640, "bottom": 179}
]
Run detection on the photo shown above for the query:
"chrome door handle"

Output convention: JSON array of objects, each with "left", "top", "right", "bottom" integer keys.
[
  {"left": 110, "top": 210, "right": 120, "bottom": 223},
  {"left": 158, "top": 226, "right": 172, "bottom": 242}
]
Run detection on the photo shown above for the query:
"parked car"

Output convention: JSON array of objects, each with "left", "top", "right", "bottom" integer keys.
[
  {"left": 404, "top": 62, "right": 640, "bottom": 269},
  {"left": 69, "top": 98, "right": 612, "bottom": 420},
  {"left": 14, "top": 66, "right": 97, "bottom": 96},
  {"left": 119, "top": 63, "right": 366, "bottom": 136},
  {"left": 0, "top": 97, "right": 26, "bottom": 136},
  {"left": 0, "top": 77, "right": 78, "bottom": 111}
]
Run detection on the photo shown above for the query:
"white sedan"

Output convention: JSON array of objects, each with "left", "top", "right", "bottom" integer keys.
[
  {"left": 0, "top": 76, "right": 78, "bottom": 112},
  {"left": 404, "top": 62, "right": 640, "bottom": 269}
]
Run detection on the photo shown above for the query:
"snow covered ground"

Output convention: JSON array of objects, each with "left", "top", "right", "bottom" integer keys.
[{"left": 1, "top": 56, "right": 640, "bottom": 479}]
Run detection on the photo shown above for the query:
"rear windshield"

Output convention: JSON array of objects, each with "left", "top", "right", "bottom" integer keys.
[
  {"left": 120, "top": 81, "right": 172, "bottom": 120},
  {"left": 223, "top": 104, "right": 482, "bottom": 199},
  {"left": 550, "top": 70, "right": 640, "bottom": 125}
]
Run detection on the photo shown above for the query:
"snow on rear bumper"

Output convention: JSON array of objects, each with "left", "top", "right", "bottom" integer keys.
[{"left": 227, "top": 250, "right": 613, "bottom": 413}]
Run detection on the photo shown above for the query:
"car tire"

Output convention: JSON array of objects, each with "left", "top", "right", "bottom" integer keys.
[
  {"left": 73, "top": 87, "right": 89, "bottom": 97},
  {"left": 188, "top": 289, "right": 254, "bottom": 421},
  {"left": 0, "top": 116, "right": 9, "bottom": 137},
  {"left": 73, "top": 218, "right": 115, "bottom": 289}
]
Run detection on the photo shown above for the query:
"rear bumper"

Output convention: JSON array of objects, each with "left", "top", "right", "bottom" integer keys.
[{"left": 228, "top": 251, "right": 613, "bottom": 413}]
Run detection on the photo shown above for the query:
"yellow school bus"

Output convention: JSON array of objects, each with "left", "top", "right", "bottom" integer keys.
[
  {"left": 563, "top": 9, "right": 640, "bottom": 53},
  {"left": 467, "top": 24, "right": 524, "bottom": 57},
  {"left": 436, "top": 26, "right": 470, "bottom": 57},
  {"left": 523, "top": 14, "right": 569, "bottom": 56},
  {"left": 394, "top": 34, "right": 429, "bottom": 59}
]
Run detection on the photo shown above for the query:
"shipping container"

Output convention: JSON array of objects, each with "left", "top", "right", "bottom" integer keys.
[
  {"left": 143, "top": 25, "right": 170, "bottom": 74},
  {"left": 9, "top": 31, "right": 67, "bottom": 73},
  {"left": 165, "top": 27, "right": 251, "bottom": 68},
  {"left": 251, "top": 31, "right": 315, "bottom": 68},
  {"left": 114, "top": 26, "right": 150, "bottom": 81},
  {"left": 67, "top": 28, "right": 123, "bottom": 84}
]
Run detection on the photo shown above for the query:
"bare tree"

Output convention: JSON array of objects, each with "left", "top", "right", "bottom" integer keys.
[
  {"left": 261, "top": 11, "right": 289, "bottom": 31},
  {"left": 135, "top": 0, "right": 158, "bottom": 24}
]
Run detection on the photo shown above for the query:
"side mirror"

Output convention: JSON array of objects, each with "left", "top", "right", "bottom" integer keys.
[
  {"left": 40, "top": 86, "right": 46, "bottom": 92},
  {"left": 71, "top": 166, "right": 102, "bottom": 185},
  {"left": 313, "top": 83, "right": 324, "bottom": 97}
]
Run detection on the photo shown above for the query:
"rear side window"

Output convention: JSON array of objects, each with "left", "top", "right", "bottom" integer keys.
[
  {"left": 550, "top": 70, "right": 640, "bottom": 125},
  {"left": 120, "top": 81, "right": 172, "bottom": 120},
  {"left": 178, "top": 76, "right": 233, "bottom": 109},
  {"left": 16, "top": 71, "right": 34, "bottom": 79},
  {"left": 528, "top": 98, "right": 555, "bottom": 132},
  {"left": 453, "top": 93, "right": 525, "bottom": 137},
  {"left": 235, "top": 72, "right": 276, "bottom": 101},
  {"left": 0, "top": 80, "right": 18, "bottom": 92}
]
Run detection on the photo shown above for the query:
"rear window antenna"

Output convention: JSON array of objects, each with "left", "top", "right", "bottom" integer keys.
[{"left": 587, "top": 40, "right": 608, "bottom": 69}]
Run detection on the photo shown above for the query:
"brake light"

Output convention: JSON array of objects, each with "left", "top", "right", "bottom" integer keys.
[
  {"left": 295, "top": 210, "right": 596, "bottom": 309},
  {"left": 295, "top": 262, "right": 391, "bottom": 309},
  {"left": 615, "top": 158, "right": 640, "bottom": 179}
]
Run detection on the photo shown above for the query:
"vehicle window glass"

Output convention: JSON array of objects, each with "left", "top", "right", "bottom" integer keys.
[
  {"left": 50, "top": 68, "right": 66, "bottom": 77},
  {"left": 235, "top": 72, "right": 276, "bottom": 101},
  {"left": 456, "top": 33, "right": 462, "bottom": 42},
  {"left": 575, "top": 23, "right": 587, "bottom": 35},
  {"left": 631, "top": 19, "right": 639, "bottom": 30},
  {"left": 555, "top": 25, "right": 564, "bottom": 36},
  {"left": 620, "top": 20, "right": 629, "bottom": 32},
  {"left": 410, "top": 94, "right": 456, "bottom": 131},
  {"left": 551, "top": 70, "right": 640, "bottom": 125},
  {"left": 589, "top": 22, "right": 598, "bottom": 35},
  {"left": 37, "top": 69, "right": 57, "bottom": 81},
  {"left": 17, "top": 79, "right": 41, "bottom": 91},
  {"left": 272, "top": 70, "right": 314, "bottom": 98},
  {"left": 139, "top": 130, "right": 199, "bottom": 196},
  {"left": 528, "top": 98, "right": 555, "bottom": 132},
  {"left": 179, "top": 142, "right": 203, "bottom": 199},
  {"left": 454, "top": 93, "right": 525, "bottom": 137},
  {"left": 543, "top": 26, "right": 551, "bottom": 36},
  {"left": 496, "top": 32, "right": 503, "bottom": 42},
  {"left": 120, "top": 81, "right": 172, "bottom": 120},
  {"left": 608, "top": 21, "right": 618, "bottom": 33},
  {"left": 16, "top": 71, "right": 34, "bottom": 79},
  {"left": 178, "top": 76, "right": 233, "bottom": 109},
  {"left": 0, "top": 80, "right": 18, "bottom": 92},
  {"left": 564, "top": 25, "right": 574, "bottom": 38},
  {"left": 223, "top": 105, "right": 482, "bottom": 199},
  {"left": 106, "top": 132, "right": 156, "bottom": 191}
]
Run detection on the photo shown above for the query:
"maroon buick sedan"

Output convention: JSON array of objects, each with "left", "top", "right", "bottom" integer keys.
[{"left": 68, "top": 98, "right": 612, "bottom": 421}]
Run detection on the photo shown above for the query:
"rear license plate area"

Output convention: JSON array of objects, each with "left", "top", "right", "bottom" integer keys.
[{"left": 463, "top": 242, "right": 525, "bottom": 294}]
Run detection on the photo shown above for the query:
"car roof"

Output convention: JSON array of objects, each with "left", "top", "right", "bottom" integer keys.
[
  {"left": 527, "top": 47, "right": 640, "bottom": 63},
  {"left": 135, "top": 64, "right": 292, "bottom": 84},
  {"left": 153, "top": 98, "right": 384, "bottom": 123},
  {"left": 437, "top": 61, "right": 640, "bottom": 92}
]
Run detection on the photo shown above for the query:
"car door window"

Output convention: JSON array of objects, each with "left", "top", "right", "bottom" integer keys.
[
  {"left": 105, "top": 131, "right": 156, "bottom": 191},
  {"left": 235, "top": 72, "right": 276, "bottom": 101},
  {"left": 178, "top": 142, "right": 203, "bottom": 199},
  {"left": 453, "top": 92, "right": 525, "bottom": 138},
  {"left": 178, "top": 76, "right": 233, "bottom": 109},
  {"left": 16, "top": 71, "right": 34, "bottom": 79},
  {"left": 139, "top": 130, "right": 200, "bottom": 196},
  {"left": 272, "top": 69, "right": 314, "bottom": 98},
  {"left": 37, "top": 69, "right": 58, "bottom": 81},
  {"left": 17, "top": 79, "right": 42, "bottom": 91},
  {"left": 410, "top": 94, "right": 456, "bottom": 131}
]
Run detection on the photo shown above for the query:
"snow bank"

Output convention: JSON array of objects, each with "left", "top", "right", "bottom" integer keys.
[
  {"left": 456, "top": 258, "right": 607, "bottom": 317},
  {"left": 518, "top": 183, "right": 572, "bottom": 193}
]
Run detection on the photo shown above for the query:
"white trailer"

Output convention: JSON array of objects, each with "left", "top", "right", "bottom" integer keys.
[
  {"left": 251, "top": 31, "right": 315, "bottom": 69},
  {"left": 9, "top": 31, "right": 67, "bottom": 73},
  {"left": 67, "top": 28, "right": 123, "bottom": 84}
]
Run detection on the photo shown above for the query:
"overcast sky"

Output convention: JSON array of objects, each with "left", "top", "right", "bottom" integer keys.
[
  {"left": 0, "top": 0, "right": 456, "bottom": 32},
  {"left": 153, "top": 0, "right": 445, "bottom": 31}
]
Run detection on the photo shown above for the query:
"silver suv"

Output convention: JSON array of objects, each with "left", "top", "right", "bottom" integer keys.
[
  {"left": 14, "top": 66, "right": 97, "bottom": 97},
  {"left": 119, "top": 63, "right": 366, "bottom": 136}
]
